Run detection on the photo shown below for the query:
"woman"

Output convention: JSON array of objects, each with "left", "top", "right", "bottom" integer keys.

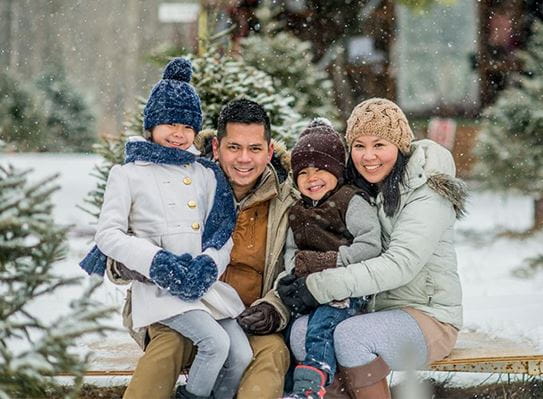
[{"left": 280, "top": 98, "right": 466, "bottom": 399}]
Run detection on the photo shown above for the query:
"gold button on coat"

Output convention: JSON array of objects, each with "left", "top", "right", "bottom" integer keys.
[
  {"left": 187, "top": 200, "right": 197, "bottom": 208},
  {"left": 191, "top": 222, "right": 200, "bottom": 230},
  {"left": 183, "top": 177, "right": 192, "bottom": 185}
]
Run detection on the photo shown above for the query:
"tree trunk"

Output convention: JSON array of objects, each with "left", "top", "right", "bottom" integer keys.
[
  {"left": 0, "top": 0, "right": 12, "bottom": 67},
  {"left": 534, "top": 196, "right": 543, "bottom": 231}
]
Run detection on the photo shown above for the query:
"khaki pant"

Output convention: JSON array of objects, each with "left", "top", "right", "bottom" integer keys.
[
  {"left": 238, "top": 334, "right": 290, "bottom": 399},
  {"left": 123, "top": 324, "right": 289, "bottom": 399}
]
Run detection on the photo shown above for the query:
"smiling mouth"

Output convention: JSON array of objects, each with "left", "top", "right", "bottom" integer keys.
[
  {"left": 234, "top": 167, "right": 254, "bottom": 174},
  {"left": 166, "top": 139, "right": 186, "bottom": 147},
  {"left": 306, "top": 183, "right": 325, "bottom": 192},
  {"left": 364, "top": 164, "right": 381, "bottom": 171}
]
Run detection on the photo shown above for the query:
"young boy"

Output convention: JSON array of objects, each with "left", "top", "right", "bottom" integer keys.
[
  {"left": 80, "top": 58, "right": 251, "bottom": 399},
  {"left": 278, "top": 119, "right": 382, "bottom": 399}
]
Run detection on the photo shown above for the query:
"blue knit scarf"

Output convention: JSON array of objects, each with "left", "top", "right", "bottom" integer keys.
[{"left": 79, "top": 140, "right": 236, "bottom": 276}]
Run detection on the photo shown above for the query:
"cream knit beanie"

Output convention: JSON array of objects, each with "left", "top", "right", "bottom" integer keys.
[{"left": 345, "top": 98, "right": 414, "bottom": 155}]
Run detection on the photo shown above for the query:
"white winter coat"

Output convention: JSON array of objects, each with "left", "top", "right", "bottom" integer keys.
[{"left": 95, "top": 137, "right": 244, "bottom": 329}]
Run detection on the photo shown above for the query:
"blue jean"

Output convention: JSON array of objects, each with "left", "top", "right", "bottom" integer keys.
[
  {"left": 302, "top": 298, "right": 364, "bottom": 384},
  {"left": 161, "top": 310, "right": 253, "bottom": 399}
]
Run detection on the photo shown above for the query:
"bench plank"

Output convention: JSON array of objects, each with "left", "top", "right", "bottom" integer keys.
[
  {"left": 77, "top": 331, "right": 543, "bottom": 377},
  {"left": 429, "top": 332, "right": 543, "bottom": 375}
]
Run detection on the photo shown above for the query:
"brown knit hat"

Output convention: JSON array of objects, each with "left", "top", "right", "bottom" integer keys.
[
  {"left": 345, "top": 98, "right": 414, "bottom": 154},
  {"left": 291, "top": 118, "right": 346, "bottom": 182}
]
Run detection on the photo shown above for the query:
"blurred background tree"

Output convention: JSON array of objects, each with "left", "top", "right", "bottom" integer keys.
[
  {"left": 1, "top": 67, "right": 96, "bottom": 153},
  {"left": 474, "top": 20, "right": 543, "bottom": 233},
  {"left": 35, "top": 66, "right": 96, "bottom": 153},
  {"left": 240, "top": 6, "right": 340, "bottom": 125},
  {"left": 0, "top": 71, "right": 48, "bottom": 152}
]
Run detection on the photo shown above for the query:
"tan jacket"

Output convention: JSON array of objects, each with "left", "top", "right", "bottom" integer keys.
[
  {"left": 222, "top": 167, "right": 281, "bottom": 306},
  {"left": 244, "top": 168, "right": 299, "bottom": 329}
]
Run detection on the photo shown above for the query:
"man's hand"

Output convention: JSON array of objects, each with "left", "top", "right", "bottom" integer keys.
[
  {"left": 237, "top": 302, "right": 282, "bottom": 335},
  {"left": 277, "top": 275, "right": 319, "bottom": 315},
  {"left": 149, "top": 251, "right": 218, "bottom": 301}
]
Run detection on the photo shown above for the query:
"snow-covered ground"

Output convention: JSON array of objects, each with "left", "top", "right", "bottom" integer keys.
[{"left": 3, "top": 153, "right": 543, "bottom": 385}]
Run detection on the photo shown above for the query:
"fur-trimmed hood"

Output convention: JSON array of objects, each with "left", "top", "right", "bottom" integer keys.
[
  {"left": 404, "top": 139, "right": 468, "bottom": 219},
  {"left": 195, "top": 128, "right": 291, "bottom": 183}
]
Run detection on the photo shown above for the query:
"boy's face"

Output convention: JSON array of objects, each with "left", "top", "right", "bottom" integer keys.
[
  {"left": 297, "top": 167, "right": 338, "bottom": 201},
  {"left": 212, "top": 122, "right": 273, "bottom": 200},
  {"left": 151, "top": 124, "right": 195, "bottom": 150}
]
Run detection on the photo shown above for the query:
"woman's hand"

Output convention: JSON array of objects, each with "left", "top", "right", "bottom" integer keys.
[
  {"left": 277, "top": 275, "right": 319, "bottom": 315},
  {"left": 237, "top": 302, "right": 281, "bottom": 335}
]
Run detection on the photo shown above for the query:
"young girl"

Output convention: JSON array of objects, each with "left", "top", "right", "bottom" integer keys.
[{"left": 80, "top": 58, "right": 251, "bottom": 399}]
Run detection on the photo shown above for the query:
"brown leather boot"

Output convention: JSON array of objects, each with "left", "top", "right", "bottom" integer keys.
[
  {"left": 324, "top": 373, "right": 349, "bottom": 399},
  {"left": 341, "top": 356, "right": 391, "bottom": 399}
]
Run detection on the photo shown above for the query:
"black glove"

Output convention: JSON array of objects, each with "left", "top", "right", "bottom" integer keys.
[
  {"left": 237, "top": 302, "right": 282, "bottom": 335},
  {"left": 277, "top": 275, "right": 319, "bottom": 315}
]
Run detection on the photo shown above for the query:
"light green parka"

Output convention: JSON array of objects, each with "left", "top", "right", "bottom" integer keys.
[{"left": 306, "top": 139, "right": 467, "bottom": 329}]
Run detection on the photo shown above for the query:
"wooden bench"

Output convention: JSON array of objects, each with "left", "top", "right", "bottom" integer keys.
[
  {"left": 77, "top": 331, "right": 543, "bottom": 377},
  {"left": 429, "top": 331, "right": 543, "bottom": 375}
]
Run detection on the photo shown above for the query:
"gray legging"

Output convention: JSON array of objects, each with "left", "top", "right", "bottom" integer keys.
[
  {"left": 161, "top": 310, "right": 253, "bottom": 399},
  {"left": 289, "top": 309, "right": 428, "bottom": 371}
]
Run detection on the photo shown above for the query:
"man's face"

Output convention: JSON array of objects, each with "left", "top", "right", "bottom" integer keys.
[{"left": 213, "top": 122, "right": 273, "bottom": 200}]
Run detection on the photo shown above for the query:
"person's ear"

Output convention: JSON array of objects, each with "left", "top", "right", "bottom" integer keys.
[
  {"left": 268, "top": 142, "right": 274, "bottom": 162},
  {"left": 211, "top": 137, "right": 220, "bottom": 161}
]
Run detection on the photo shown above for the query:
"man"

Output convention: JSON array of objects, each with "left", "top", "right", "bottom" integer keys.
[{"left": 120, "top": 98, "right": 297, "bottom": 399}]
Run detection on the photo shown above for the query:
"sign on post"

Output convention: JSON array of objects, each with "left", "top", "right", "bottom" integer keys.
[
  {"left": 158, "top": 3, "right": 200, "bottom": 23},
  {"left": 427, "top": 117, "right": 457, "bottom": 150}
]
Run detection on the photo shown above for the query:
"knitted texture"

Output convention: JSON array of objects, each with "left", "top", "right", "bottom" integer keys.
[
  {"left": 291, "top": 118, "right": 346, "bottom": 182},
  {"left": 150, "top": 251, "right": 218, "bottom": 301},
  {"left": 79, "top": 139, "right": 235, "bottom": 277},
  {"left": 79, "top": 245, "right": 107, "bottom": 276},
  {"left": 345, "top": 98, "right": 414, "bottom": 155},
  {"left": 143, "top": 57, "right": 202, "bottom": 133}
]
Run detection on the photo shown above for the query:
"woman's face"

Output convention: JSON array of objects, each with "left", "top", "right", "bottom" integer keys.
[{"left": 350, "top": 136, "right": 399, "bottom": 184}]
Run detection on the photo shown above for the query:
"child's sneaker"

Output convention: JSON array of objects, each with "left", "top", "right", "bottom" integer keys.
[{"left": 283, "top": 365, "right": 327, "bottom": 399}]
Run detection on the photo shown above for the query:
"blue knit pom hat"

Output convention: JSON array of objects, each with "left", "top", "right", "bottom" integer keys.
[{"left": 143, "top": 57, "right": 202, "bottom": 133}]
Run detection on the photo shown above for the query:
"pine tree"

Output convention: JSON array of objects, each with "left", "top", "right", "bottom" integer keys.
[
  {"left": 241, "top": 31, "right": 340, "bottom": 124},
  {"left": 35, "top": 66, "right": 97, "bottom": 153},
  {"left": 0, "top": 151, "right": 114, "bottom": 398},
  {"left": 474, "top": 20, "right": 543, "bottom": 231},
  {"left": 0, "top": 71, "right": 48, "bottom": 152}
]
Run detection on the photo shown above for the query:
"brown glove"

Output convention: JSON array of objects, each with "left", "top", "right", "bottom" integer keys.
[
  {"left": 294, "top": 250, "right": 338, "bottom": 278},
  {"left": 237, "top": 302, "right": 282, "bottom": 335},
  {"left": 109, "top": 259, "right": 151, "bottom": 284}
]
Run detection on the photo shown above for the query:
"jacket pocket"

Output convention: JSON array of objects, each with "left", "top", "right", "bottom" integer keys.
[{"left": 425, "top": 271, "right": 435, "bottom": 305}]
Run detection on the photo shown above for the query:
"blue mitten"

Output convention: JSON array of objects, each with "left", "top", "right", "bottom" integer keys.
[
  {"left": 149, "top": 251, "right": 218, "bottom": 301},
  {"left": 149, "top": 250, "right": 193, "bottom": 297},
  {"left": 181, "top": 255, "right": 219, "bottom": 300}
]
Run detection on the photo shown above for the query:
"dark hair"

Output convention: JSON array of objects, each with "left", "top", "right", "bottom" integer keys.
[
  {"left": 346, "top": 152, "right": 410, "bottom": 217},
  {"left": 217, "top": 98, "right": 271, "bottom": 142}
]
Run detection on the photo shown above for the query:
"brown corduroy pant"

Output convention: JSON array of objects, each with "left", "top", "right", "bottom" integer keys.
[{"left": 122, "top": 324, "right": 289, "bottom": 399}]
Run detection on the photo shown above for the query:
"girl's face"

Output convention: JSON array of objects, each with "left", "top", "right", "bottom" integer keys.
[
  {"left": 151, "top": 123, "right": 195, "bottom": 150},
  {"left": 350, "top": 136, "right": 399, "bottom": 184}
]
